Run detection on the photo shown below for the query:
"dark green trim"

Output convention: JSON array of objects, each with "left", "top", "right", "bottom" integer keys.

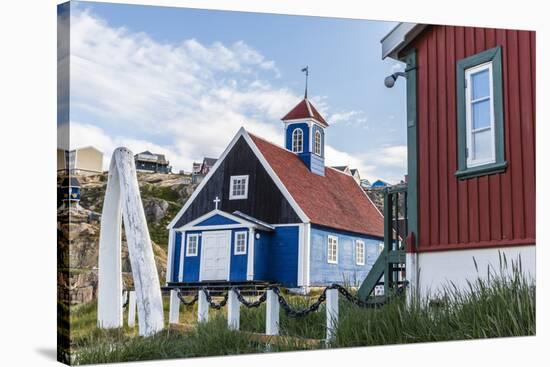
[
  {"left": 456, "top": 46, "right": 507, "bottom": 180},
  {"left": 382, "top": 189, "right": 392, "bottom": 297},
  {"left": 387, "top": 251, "right": 406, "bottom": 263},
  {"left": 404, "top": 50, "right": 418, "bottom": 250},
  {"left": 356, "top": 247, "right": 385, "bottom": 301},
  {"left": 455, "top": 161, "right": 508, "bottom": 179}
]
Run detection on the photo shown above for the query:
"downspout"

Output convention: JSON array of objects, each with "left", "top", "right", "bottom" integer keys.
[{"left": 403, "top": 49, "right": 420, "bottom": 305}]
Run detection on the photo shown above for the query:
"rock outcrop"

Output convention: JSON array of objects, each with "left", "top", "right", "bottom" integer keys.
[{"left": 143, "top": 198, "right": 170, "bottom": 224}]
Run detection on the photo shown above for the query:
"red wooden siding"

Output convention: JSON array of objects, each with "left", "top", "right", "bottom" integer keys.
[{"left": 406, "top": 25, "right": 536, "bottom": 252}]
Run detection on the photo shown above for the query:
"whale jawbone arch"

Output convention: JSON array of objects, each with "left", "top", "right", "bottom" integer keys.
[{"left": 97, "top": 147, "right": 164, "bottom": 336}]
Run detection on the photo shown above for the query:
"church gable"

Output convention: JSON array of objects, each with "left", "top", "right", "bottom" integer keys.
[
  {"left": 195, "top": 214, "right": 239, "bottom": 226},
  {"left": 171, "top": 136, "right": 302, "bottom": 228}
]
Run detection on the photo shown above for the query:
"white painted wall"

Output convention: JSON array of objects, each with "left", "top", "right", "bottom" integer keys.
[{"left": 411, "top": 245, "right": 535, "bottom": 299}]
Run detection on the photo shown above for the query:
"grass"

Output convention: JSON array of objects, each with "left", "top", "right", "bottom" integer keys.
[
  {"left": 139, "top": 183, "right": 184, "bottom": 203},
  {"left": 67, "top": 263, "right": 535, "bottom": 365}
]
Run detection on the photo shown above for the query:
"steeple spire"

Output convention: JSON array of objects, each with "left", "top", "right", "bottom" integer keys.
[{"left": 301, "top": 66, "right": 309, "bottom": 99}]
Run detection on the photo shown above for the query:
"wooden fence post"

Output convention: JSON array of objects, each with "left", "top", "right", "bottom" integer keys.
[
  {"left": 197, "top": 290, "right": 209, "bottom": 323},
  {"left": 266, "top": 289, "right": 279, "bottom": 336},
  {"left": 227, "top": 289, "right": 240, "bottom": 330},
  {"left": 127, "top": 291, "right": 137, "bottom": 327},
  {"left": 406, "top": 252, "right": 419, "bottom": 307},
  {"left": 168, "top": 290, "right": 180, "bottom": 324},
  {"left": 325, "top": 289, "right": 338, "bottom": 342}
]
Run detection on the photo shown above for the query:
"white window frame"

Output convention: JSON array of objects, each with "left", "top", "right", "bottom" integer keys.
[
  {"left": 465, "top": 61, "right": 496, "bottom": 168},
  {"left": 355, "top": 240, "right": 365, "bottom": 265},
  {"left": 292, "top": 128, "right": 304, "bottom": 153},
  {"left": 314, "top": 130, "right": 322, "bottom": 156},
  {"left": 229, "top": 175, "right": 249, "bottom": 200},
  {"left": 186, "top": 233, "right": 199, "bottom": 257},
  {"left": 327, "top": 235, "right": 338, "bottom": 264},
  {"left": 234, "top": 231, "right": 247, "bottom": 255}
]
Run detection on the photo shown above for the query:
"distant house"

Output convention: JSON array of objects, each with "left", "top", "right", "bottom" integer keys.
[
  {"left": 331, "top": 165, "right": 351, "bottom": 174},
  {"left": 57, "top": 176, "right": 81, "bottom": 208},
  {"left": 57, "top": 146, "right": 103, "bottom": 175},
  {"left": 331, "top": 166, "right": 361, "bottom": 184},
  {"left": 350, "top": 169, "right": 361, "bottom": 184},
  {"left": 360, "top": 179, "right": 371, "bottom": 189},
  {"left": 371, "top": 179, "right": 389, "bottom": 188},
  {"left": 192, "top": 162, "right": 202, "bottom": 175},
  {"left": 134, "top": 151, "right": 172, "bottom": 173},
  {"left": 192, "top": 157, "right": 217, "bottom": 184}
]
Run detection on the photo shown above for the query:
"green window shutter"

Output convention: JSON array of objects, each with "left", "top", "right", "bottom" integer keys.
[{"left": 455, "top": 46, "right": 507, "bottom": 180}]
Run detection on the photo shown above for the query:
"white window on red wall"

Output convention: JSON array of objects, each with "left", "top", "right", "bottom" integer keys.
[{"left": 465, "top": 62, "right": 496, "bottom": 167}]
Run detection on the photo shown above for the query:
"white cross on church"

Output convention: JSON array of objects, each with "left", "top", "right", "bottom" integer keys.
[{"left": 213, "top": 196, "right": 221, "bottom": 210}]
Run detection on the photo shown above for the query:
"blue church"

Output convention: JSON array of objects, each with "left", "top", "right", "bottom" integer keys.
[{"left": 166, "top": 97, "right": 384, "bottom": 289}]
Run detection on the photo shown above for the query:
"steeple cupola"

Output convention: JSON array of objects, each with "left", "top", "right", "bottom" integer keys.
[{"left": 281, "top": 97, "right": 329, "bottom": 176}]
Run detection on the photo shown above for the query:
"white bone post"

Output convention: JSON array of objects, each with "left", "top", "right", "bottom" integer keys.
[
  {"left": 128, "top": 291, "right": 137, "bottom": 327},
  {"left": 227, "top": 290, "right": 240, "bottom": 330},
  {"left": 97, "top": 157, "right": 123, "bottom": 329},
  {"left": 406, "top": 252, "right": 419, "bottom": 307},
  {"left": 97, "top": 147, "right": 165, "bottom": 336},
  {"left": 198, "top": 290, "right": 209, "bottom": 323},
  {"left": 325, "top": 288, "right": 339, "bottom": 342},
  {"left": 169, "top": 290, "right": 181, "bottom": 324},
  {"left": 266, "top": 289, "right": 279, "bottom": 336}
]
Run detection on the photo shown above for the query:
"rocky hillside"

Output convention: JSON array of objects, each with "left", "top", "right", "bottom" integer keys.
[
  {"left": 364, "top": 188, "right": 385, "bottom": 213},
  {"left": 78, "top": 172, "right": 195, "bottom": 250},
  {"left": 58, "top": 172, "right": 195, "bottom": 304}
]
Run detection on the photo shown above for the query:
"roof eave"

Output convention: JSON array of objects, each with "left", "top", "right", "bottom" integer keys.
[
  {"left": 381, "top": 23, "right": 427, "bottom": 60},
  {"left": 282, "top": 117, "right": 329, "bottom": 128}
]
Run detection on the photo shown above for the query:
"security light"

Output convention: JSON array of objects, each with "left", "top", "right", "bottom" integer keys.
[{"left": 384, "top": 72, "right": 407, "bottom": 88}]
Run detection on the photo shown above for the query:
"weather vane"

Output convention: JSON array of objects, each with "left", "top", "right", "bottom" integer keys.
[{"left": 301, "top": 66, "right": 309, "bottom": 99}]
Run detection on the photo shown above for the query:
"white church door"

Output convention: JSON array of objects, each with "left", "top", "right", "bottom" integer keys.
[{"left": 199, "top": 231, "right": 231, "bottom": 281}]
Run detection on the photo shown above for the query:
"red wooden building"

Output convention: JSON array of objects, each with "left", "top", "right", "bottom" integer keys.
[{"left": 381, "top": 24, "right": 535, "bottom": 296}]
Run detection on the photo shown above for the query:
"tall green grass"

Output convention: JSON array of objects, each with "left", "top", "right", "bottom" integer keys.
[
  {"left": 70, "top": 261, "right": 535, "bottom": 365},
  {"left": 331, "top": 255, "right": 535, "bottom": 347}
]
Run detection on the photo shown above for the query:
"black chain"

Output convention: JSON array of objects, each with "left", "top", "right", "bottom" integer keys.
[
  {"left": 328, "top": 284, "right": 370, "bottom": 307},
  {"left": 171, "top": 284, "right": 370, "bottom": 314},
  {"left": 232, "top": 287, "right": 268, "bottom": 308},
  {"left": 271, "top": 286, "right": 329, "bottom": 317},
  {"left": 201, "top": 288, "right": 229, "bottom": 310},
  {"left": 176, "top": 290, "right": 199, "bottom": 306}
]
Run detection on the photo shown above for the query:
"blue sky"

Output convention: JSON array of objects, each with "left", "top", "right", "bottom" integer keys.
[{"left": 63, "top": 1, "right": 408, "bottom": 183}]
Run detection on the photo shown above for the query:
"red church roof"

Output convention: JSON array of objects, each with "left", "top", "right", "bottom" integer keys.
[
  {"left": 281, "top": 98, "right": 329, "bottom": 127},
  {"left": 249, "top": 133, "right": 383, "bottom": 237}
]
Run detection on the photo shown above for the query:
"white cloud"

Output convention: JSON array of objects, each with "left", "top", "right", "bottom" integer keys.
[
  {"left": 68, "top": 8, "right": 404, "bottom": 182},
  {"left": 377, "top": 145, "right": 407, "bottom": 167},
  {"left": 329, "top": 110, "right": 361, "bottom": 124},
  {"left": 325, "top": 146, "right": 377, "bottom": 178},
  {"left": 70, "top": 122, "right": 194, "bottom": 172}
]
